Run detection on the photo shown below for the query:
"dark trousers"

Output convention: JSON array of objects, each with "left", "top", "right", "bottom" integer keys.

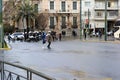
[{"left": 47, "top": 41, "right": 51, "bottom": 49}]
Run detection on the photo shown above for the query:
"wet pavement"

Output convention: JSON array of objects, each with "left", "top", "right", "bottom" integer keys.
[{"left": 1, "top": 39, "right": 120, "bottom": 80}]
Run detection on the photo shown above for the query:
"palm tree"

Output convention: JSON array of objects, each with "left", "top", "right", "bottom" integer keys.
[{"left": 15, "top": 0, "right": 36, "bottom": 40}]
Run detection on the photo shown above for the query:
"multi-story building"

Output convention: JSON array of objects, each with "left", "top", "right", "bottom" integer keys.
[
  {"left": 3, "top": 0, "right": 81, "bottom": 36},
  {"left": 3, "top": 0, "right": 120, "bottom": 35},
  {"left": 94, "top": 0, "right": 119, "bottom": 32},
  {"left": 36, "top": 0, "right": 80, "bottom": 36},
  {"left": 37, "top": 0, "right": 120, "bottom": 34},
  {"left": 81, "top": 0, "right": 119, "bottom": 33}
]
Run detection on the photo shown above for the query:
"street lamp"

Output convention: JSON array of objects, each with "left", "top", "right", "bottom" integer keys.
[
  {"left": 104, "top": 0, "right": 107, "bottom": 41},
  {"left": 80, "top": 0, "right": 82, "bottom": 39},
  {"left": 88, "top": 9, "right": 90, "bottom": 29},
  {"left": 0, "top": 0, "right": 4, "bottom": 48},
  {"left": 87, "top": 8, "right": 90, "bottom": 34}
]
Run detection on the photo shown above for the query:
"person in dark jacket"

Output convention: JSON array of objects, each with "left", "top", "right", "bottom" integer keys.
[{"left": 41, "top": 31, "right": 46, "bottom": 48}]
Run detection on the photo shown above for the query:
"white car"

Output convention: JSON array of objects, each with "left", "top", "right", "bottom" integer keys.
[
  {"left": 107, "top": 31, "right": 113, "bottom": 36},
  {"left": 10, "top": 32, "right": 24, "bottom": 40},
  {"left": 90, "top": 32, "right": 99, "bottom": 37}
]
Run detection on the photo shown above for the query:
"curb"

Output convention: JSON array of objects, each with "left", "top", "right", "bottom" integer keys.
[
  {"left": 0, "top": 41, "right": 11, "bottom": 50},
  {"left": 80, "top": 39, "right": 120, "bottom": 44}
]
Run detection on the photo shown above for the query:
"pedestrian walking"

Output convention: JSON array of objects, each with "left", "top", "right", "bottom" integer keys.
[
  {"left": 51, "top": 31, "right": 56, "bottom": 41},
  {"left": 46, "top": 32, "right": 52, "bottom": 49}
]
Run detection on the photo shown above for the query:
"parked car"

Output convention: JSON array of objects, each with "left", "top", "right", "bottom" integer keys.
[
  {"left": 90, "top": 31, "right": 99, "bottom": 37},
  {"left": 10, "top": 32, "right": 24, "bottom": 40},
  {"left": 107, "top": 31, "right": 113, "bottom": 36},
  {"left": 26, "top": 31, "right": 41, "bottom": 42}
]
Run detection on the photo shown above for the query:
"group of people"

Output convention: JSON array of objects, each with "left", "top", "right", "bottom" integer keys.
[
  {"left": 41, "top": 31, "right": 61, "bottom": 49},
  {"left": 41, "top": 30, "right": 64, "bottom": 49},
  {"left": 41, "top": 30, "right": 77, "bottom": 49},
  {"left": 41, "top": 31, "right": 52, "bottom": 49},
  {"left": 84, "top": 29, "right": 103, "bottom": 40},
  {"left": 7, "top": 30, "right": 77, "bottom": 49}
]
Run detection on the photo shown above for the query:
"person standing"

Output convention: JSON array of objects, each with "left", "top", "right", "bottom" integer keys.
[
  {"left": 98, "top": 29, "right": 102, "bottom": 39},
  {"left": 41, "top": 31, "right": 46, "bottom": 48},
  {"left": 84, "top": 29, "right": 87, "bottom": 40},
  {"left": 58, "top": 33, "right": 62, "bottom": 41},
  {"left": 72, "top": 30, "right": 77, "bottom": 38},
  {"left": 8, "top": 33, "right": 11, "bottom": 43}
]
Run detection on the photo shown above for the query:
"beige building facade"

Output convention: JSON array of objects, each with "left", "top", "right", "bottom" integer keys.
[{"left": 36, "top": 0, "right": 81, "bottom": 36}]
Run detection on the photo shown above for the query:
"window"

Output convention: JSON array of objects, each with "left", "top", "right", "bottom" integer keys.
[
  {"left": 62, "top": 16, "right": 66, "bottom": 25},
  {"left": 73, "top": 17, "right": 77, "bottom": 25},
  {"left": 115, "top": 20, "right": 120, "bottom": 26},
  {"left": 84, "top": 11, "right": 87, "bottom": 16},
  {"left": 61, "top": 16, "right": 66, "bottom": 29},
  {"left": 50, "top": 1, "right": 54, "bottom": 10},
  {"left": 108, "top": 2, "right": 111, "bottom": 7},
  {"left": 85, "top": 1, "right": 90, "bottom": 7},
  {"left": 50, "top": 17, "right": 54, "bottom": 28},
  {"left": 61, "top": 1, "right": 66, "bottom": 12},
  {"left": 111, "top": 2, "right": 115, "bottom": 8},
  {"left": 88, "top": 11, "right": 91, "bottom": 17},
  {"left": 73, "top": 1, "right": 77, "bottom": 10},
  {"left": 109, "top": 11, "right": 118, "bottom": 16},
  {"left": 96, "top": 11, "right": 102, "bottom": 17},
  {"left": 84, "top": 11, "right": 91, "bottom": 17}
]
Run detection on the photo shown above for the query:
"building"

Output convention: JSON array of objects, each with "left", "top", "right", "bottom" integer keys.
[
  {"left": 81, "top": 0, "right": 120, "bottom": 33},
  {"left": 32, "top": 0, "right": 120, "bottom": 35},
  {"left": 3, "top": 0, "right": 120, "bottom": 35},
  {"left": 94, "top": 0, "right": 119, "bottom": 33},
  {"left": 36, "top": 0, "right": 81, "bottom": 36},
  {"left": 3, "top": 0, "right": 81, "bottom": 36}
]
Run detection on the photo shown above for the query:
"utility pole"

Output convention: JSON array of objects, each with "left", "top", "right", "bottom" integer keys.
[
  {"left": 0, "top": 0, "right": 4, "bottom": 48},
  {"left": 104, "top": 0, "right": 107, "bottom": 41},
  {"left": 88, "top": 9, "right": 90, "bottom": 32},
  {"left": 80, "top": 0, "right": 82, "bottom": 39}
]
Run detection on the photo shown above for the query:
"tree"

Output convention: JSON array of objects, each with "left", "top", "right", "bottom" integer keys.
[
  {"left": 3, "top": 22, "right": 15, "bottom": 34},
  {"left": 3, "top": 0, "right": 17, "bottom": 26},
  {"left": 15, "top": 0, "right": 36, "bottom": 39},
  {"left": 36, "top": 13, "right": 49, "bottom": 31}
]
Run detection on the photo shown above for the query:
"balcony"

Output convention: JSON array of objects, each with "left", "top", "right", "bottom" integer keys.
[
  {"left": 94, "top": 16, "right": 118, "bottom": 20},
  {"left": 94, "top": 6, "right": 119, "bottom": 10},
  {"left": 95, "top": 11, "right": 118, "bottom": 20},
  {"left": 57, "top": 9, "right": 71, "bottom": 13}
]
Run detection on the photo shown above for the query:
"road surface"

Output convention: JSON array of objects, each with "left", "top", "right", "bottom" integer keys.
[{"left": 1, "top": 39, "right": 120, "bottom": 80}]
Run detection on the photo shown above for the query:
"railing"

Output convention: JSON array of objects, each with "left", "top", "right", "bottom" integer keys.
[{"left": 0, "top": 60, "right": 56, "bottom": 80}]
